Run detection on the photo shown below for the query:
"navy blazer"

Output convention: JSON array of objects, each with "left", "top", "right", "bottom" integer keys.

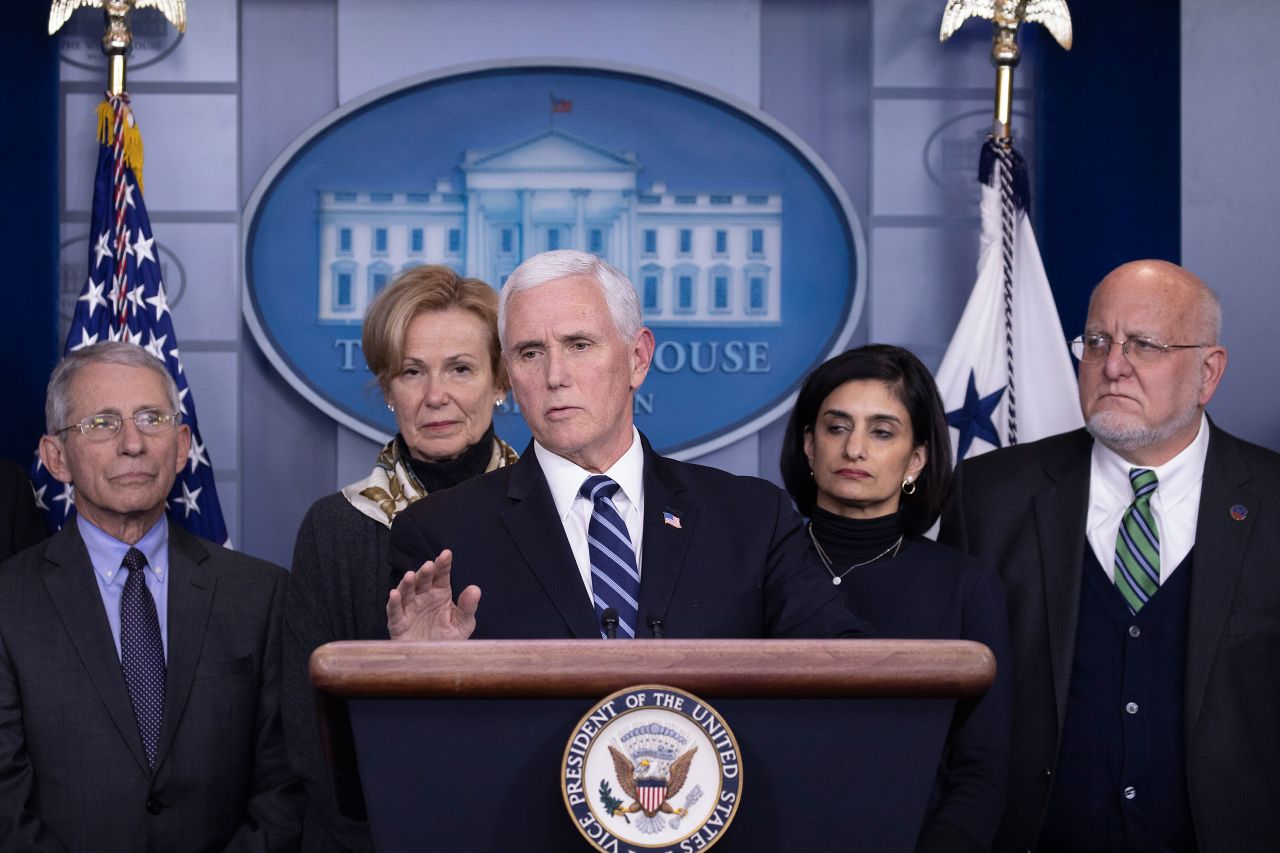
[
  {"left": 388, "top": 435, "right": 872, "bottom": 639},
  {"left": 941, "top": 424, "right": 1280, "bottom": 853},
  {"left": 0, "top": 521, "right": 301, "bottom": 852}
]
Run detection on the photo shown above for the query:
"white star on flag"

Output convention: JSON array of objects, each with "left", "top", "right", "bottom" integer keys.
[
  {"left": 53, "top": 483, "right": 75, "bottom": 513},
  {"left": 92, "top": 231, "right": 113, "bottom": 270},
  {"left": 177, "top": 386, "right": 189, "bottom": 415},
  {"left": 146, "top": 285, "right": 170, "bottom": 322},
  {"left": 32, "top": 484, "right": 49, "bottom": 512},
  {"left": 144, "top": 331, "right": 169, "bottom": 363},
  {"left": 169, "top": 346, "right": 183, "bottom": 372},
  {"left": 173, "top": 481, "right": 203, "bottom": 518},
  {"left": 78, "top": 278, "right": 109, "bottom": 317},
  {"left": 125, "top": 282, "right": 147, "bottom": 313},
  {"left": 70, "top": 328, "right": 100, "bottom": 352},
  {"left": 132, "top": 231, "right": 157, "bottom": 267},
  {"left": 188, "top": 434, "right": 210, "bottom": 473}
]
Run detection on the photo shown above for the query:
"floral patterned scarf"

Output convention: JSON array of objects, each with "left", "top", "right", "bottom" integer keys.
[{"left": 341, "top": 434, "right": 519, "bottom": 528}]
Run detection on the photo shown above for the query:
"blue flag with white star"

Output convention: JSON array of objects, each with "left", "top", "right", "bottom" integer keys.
[
  {"left": 30, "top": 94, "right": 228, "bottom": 544},
  {"left": 935, "top": 140, "right": 1083, "bottom": 461}
]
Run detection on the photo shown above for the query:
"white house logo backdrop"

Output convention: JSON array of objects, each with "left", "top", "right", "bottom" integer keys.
[
  {"left": 562, "top": 685, "right": 742, "bottom": 852},
  {"left": 244, "top": 63, "right": 864, "bottom": 456}
]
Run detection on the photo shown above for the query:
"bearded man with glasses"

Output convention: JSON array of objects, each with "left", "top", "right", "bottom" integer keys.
[
  {"left": 941, "top": 260, "right": 1280, "bottom": 853},
  {"left": 0, "top": 341, "right": 300, "bottom": 851}
]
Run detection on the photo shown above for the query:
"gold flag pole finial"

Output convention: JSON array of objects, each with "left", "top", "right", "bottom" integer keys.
[
  {"left": 939, "top": 0, "right": 1072, "bottom": 142},
  {"left": 48, "top": 0, "right": 187, "bottom": 96}
]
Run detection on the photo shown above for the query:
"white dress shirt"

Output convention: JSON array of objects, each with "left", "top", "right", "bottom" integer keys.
[
  {"left": 1086, "top": 413, "right": 1210, "bottom": 583},
  {"left": 534, "top": 427, "right": 646, "bottom": 605}
]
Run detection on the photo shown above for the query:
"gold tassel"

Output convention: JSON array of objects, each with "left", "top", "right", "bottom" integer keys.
[{"left": 95, "top": 98, "right": 146, "bottom": 194}]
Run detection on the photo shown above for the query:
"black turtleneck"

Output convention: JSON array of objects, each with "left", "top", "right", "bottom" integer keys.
[
  {"left": 808, "top": 505, "right": 905, "bottom": 568},
  {"left": 397, "top": 424, "right": 496, "bottom": 494}
]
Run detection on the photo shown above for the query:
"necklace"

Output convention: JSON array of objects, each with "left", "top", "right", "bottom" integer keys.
[{"left": 808, "top": 523, "right": 904, "bottom": 586}]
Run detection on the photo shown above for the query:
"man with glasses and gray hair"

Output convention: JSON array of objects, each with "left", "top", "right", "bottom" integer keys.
[
  {"left": 0, "top": 341, "right": 300, "bottom": 851},
  {"left": 941, "top": 260, "right": 1280, "bottom": 852}
]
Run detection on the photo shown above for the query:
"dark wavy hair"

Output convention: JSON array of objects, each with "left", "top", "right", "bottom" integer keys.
[{"left": 780, "top": 344, "right": 952, "bottom": 537}]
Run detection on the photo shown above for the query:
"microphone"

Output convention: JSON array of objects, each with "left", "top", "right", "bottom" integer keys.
[
  {"left": 647, "top": 615, "right": 665, "bottom": 639},
  {"left": 601, "top": 608, "right": 619, "bottom": 639}
]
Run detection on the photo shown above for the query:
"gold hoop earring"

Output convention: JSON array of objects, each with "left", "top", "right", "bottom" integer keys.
[{"left": 901, "top": 477, "right": 916, "bottom": 495}]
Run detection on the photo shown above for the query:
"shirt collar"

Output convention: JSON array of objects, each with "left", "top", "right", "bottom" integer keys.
[
  {"left": 77, "top": 514, "right": 169, "bottom": 586},
  {"left": 1090, "top": 412, "right": 1210, "bottom": 508},
  {"left": 535, "top": 427, "right": 645, "bottom": 521}
]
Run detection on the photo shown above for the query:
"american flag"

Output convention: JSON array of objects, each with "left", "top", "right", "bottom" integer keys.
[{"left": 31, "top": 92, "right": 228, "bottom": 544}]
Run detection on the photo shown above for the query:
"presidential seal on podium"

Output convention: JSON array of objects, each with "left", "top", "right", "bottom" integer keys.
[{"left": 563, "top": 685, "right": 743, "bottom": 852}]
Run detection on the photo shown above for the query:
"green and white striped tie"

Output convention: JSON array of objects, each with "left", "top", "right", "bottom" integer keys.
[{"left": 1115, "top": 468, "right": 1160, "bottom": 614}]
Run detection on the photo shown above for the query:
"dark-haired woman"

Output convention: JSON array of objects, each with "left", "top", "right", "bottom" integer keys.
[{"left": 781, "top": 344, "right": 1012, "bottom": 853}]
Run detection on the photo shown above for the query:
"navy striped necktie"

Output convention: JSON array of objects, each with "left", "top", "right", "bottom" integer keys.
[
  {"left": 120, "top": 546, "right": 166, "bottom": 766},
  {"left": 580, "top": 475, "right": 641, "bottom": 638},
  {"left": 1115, "top": 468, "right": 1160, "bottom": 614}
]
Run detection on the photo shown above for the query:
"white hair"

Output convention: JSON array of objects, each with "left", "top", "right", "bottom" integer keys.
[{"left": 497, "top": 250, "right": 642, "bottom": 349}]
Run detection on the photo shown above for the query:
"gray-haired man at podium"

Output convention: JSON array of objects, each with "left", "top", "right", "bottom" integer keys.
[{"left": 385, "top": 250, "right": 873, "bottom": 641}]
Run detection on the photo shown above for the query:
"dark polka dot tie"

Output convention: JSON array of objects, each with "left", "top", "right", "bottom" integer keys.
[{"left": 120, "top": 547, "right": 166, "bottom": 767}]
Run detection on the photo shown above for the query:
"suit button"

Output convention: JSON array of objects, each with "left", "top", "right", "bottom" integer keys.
[
  {"left": 1042, "top": 766, "right": 1052, "bottom": 779},
  {"left": 1125, "top": 701, "right": 1139, "bottom": 714},
  {"left": 146, "top": 797, "right": 162, "bottom": 815},
  {"left": 1128, "top": 625, "right": 1141, "bottom": 638},
  {"left": 1123, "top": 786, "right": 1136, "bottom": 800}
]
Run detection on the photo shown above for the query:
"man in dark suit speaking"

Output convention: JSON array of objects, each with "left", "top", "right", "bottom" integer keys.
[
  {"left": 386, "top": 250, "right": 871, "bottom": 641},
  {"left": 0, "top": 342, "right": 300, "bottom": 852},
  {"left": 941, "top": 260, "right": 1280, "bottom": 852}
]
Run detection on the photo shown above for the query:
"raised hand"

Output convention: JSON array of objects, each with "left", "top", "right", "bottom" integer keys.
[{"left": 386, "top": 549, "right": 481, "bottom": 641}]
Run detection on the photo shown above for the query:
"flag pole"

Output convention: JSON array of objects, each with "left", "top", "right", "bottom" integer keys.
[
  {"left": 48, "top": 0, "right": 188, "bottom": 96},
  {"left": 939, "top": 0, "right": 1072, "bottom": 444}
]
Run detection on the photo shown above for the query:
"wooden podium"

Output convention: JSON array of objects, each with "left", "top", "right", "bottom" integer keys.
[{"left": 311, "top": 639, "right": 994, "bottom": 852}]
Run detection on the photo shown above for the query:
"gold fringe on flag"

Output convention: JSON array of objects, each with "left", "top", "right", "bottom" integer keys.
[{"left": 95, "top": 98, "right": 145, "bottom": 194}]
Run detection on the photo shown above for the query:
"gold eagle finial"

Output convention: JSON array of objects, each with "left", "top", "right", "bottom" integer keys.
[
  {"left": 49, "top": 0, "right": 187, "bottom": 39},
  {"left": 939, "top": 0, "right": 1072, "bottom": 50},
  {"left": 48, "top": 0, "right": 186, "bottom": 95}
]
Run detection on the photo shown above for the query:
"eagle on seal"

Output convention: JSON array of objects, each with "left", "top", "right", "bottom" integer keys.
[{"left": 608, "top": 745, "right": 698, "bottom": 819}]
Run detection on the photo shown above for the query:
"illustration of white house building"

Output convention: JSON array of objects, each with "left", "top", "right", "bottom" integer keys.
[{"left": 316, "top": 129, "right": 782, "bottom": 326}]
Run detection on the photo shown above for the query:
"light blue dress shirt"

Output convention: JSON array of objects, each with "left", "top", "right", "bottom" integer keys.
[{"left": 78, "top": 515, "right": 169, "bottom": 662}]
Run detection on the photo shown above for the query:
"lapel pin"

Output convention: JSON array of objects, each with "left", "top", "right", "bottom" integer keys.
[
  {"left": 663, "top": 510, "right": 682, "bottom": 529},
  {"left": 1230, "top": 504, "right": 1248, "bottom": 521}
]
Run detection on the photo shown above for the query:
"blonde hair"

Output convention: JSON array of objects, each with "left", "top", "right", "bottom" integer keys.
[{"left": 362, "top": 265, "right": 506, "bottom": 391}]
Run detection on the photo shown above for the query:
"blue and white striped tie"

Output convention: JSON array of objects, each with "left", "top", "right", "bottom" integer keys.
[{"left": 580, "top": 475, "right": 640, "bottom": 638}]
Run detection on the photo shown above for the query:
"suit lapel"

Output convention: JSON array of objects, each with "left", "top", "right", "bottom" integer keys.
[
  {"left": 501, "top": 450, "right": 599, "bottom": 638},
  {"left": 1034, "top": 433, "right": 1093, "bottom": 730},
  {"left": 1185, "top": 426, "right": 1254, "bottom": 734},
  {"left": 637, "top": 442, "right": 696, "bottom": 634},
  {"left": 154, "top": 524, "right": 215, "bottom": 769},
  {"left": 40, "top": 524, "right": 152, "bottom": 775}
]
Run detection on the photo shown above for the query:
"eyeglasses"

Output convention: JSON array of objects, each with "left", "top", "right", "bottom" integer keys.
[
  {"left": 55, "top": 409, "right": 181, "bottom": 442},
  {"left": 1070, "top": 333, "right": 1207, "bottom": 364}
]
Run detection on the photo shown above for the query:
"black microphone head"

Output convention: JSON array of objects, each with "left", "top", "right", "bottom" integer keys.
[
  {"left": 647, "top": 615, "right": 665, "bottom": 639},
  {"left": 601, "top": 608, "right": 619, "bottom": 639}
]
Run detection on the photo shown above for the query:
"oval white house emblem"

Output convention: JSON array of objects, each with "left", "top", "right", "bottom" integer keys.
[
  {"left": 243, "top": 61, "right": 865, "bottom": 458},
  {"left": 563, "top": 685, "right": 743, "bottom": 852}
]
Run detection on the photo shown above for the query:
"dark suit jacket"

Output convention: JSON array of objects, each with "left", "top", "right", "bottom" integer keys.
[
  {"left": 0, "top": 521, "right": 301, "bottom": 852},
  {"left": 388, "top": 436, "right": 872, "bottom": 639},
  {"left": 940, "top": 424, "right": 1280, "bottom": 853},
  {"left": 0, "top": 459, "right": 46, "bottom": 562}
]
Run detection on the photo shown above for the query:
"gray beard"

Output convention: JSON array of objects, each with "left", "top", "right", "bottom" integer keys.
[{"left": 1086, "top": 405, "right": 1200, "bottom": 454}]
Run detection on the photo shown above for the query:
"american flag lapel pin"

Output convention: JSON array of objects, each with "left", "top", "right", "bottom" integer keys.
[{"left": 663, "top": 510, "right": 682, "bottom": 529}]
